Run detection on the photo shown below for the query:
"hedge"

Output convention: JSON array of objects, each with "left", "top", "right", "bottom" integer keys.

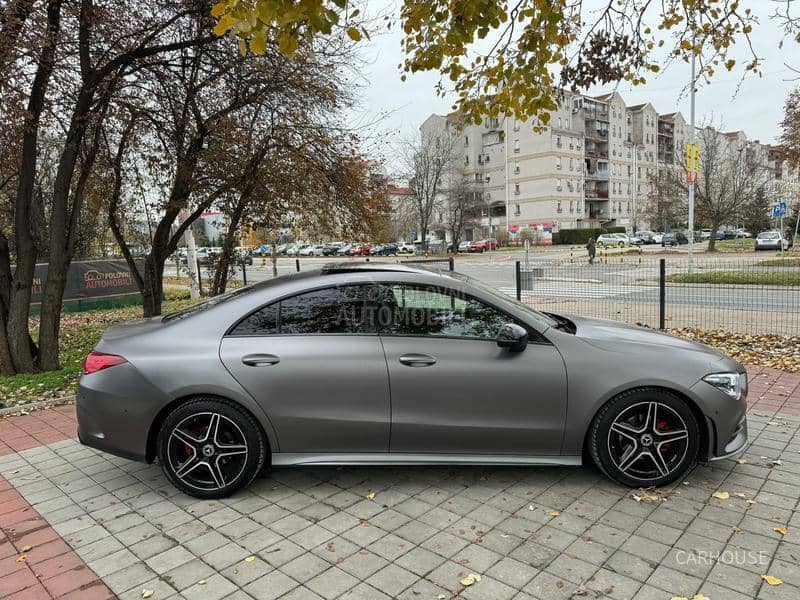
[{"left": 552, "top": 227, "right": 626, "bottom": 245}]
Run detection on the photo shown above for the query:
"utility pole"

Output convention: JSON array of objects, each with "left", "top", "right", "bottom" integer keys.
[
  {"left": 687, "top": 31, "right": 697, "bottom": 273},
  {"left": 504, "top": 115, "right": 511, "bottom": 236}
]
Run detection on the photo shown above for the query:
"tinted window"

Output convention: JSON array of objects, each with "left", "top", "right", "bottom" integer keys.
[
  {"left": 230, "top": 285, "right": 370, "bottom": 335},
  {"left": 378, "top": 284, "right": 519, "bottom": 340}
]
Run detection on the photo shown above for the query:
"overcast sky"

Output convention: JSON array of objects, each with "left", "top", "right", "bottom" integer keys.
[{"left": 348, "top": 1, "right": 798, "bottom": 170}]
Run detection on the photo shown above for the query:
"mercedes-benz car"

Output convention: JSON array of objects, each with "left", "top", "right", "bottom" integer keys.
[{"left": 77, "top": 264, "right": 748, "bottom": 498}]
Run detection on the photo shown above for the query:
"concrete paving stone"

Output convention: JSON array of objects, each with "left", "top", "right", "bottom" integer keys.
[
  {"left": 144, "top": 544, "right": 196, "bottom": 573},
  {"left": 183, "top": 529, "right": 230, "bottom": 555},
  {"left": 116, "top": 576, "right": 176, "bottom": 600},
  {"left": 63, "top": 523, "right": 110, "bottom": 548},
  {"left": 757, "top": 580, "right": 800, "bottom": 600},
  {"left": 163, "top": 519, "right": 210, "bottom": 544},
  {"left": 129, "top": 534, "right": 178, "bottom": 560},
  {"left": 523, "top": 570, "right": 581, "bottom": 600},
  {"left": 337, "top": 582, "right": 392, "bottom": 600},
  {"left": 392, "top": 518, "right": 437, "bottom": 545},
  {"left": 279, "top": 552, "right": 331, "bottom": 583},
  {"left": 365, "top": 563, "right": 418, "bottom": 597},
  {"left": 260, "top": 539, "right": 307, "bottom": 568},
  {"left": 366, "top": 508, "right": 411, "bottom": 532},
  {"left": 182, "top": 573, "right": 238, "bottom": 600},
  {"left": 201, "top": 506, "right": 243, "bottom": 529},
  {"left": 88, "top": 547, "right": 139, "bottom": 577},
  {"left": 288, "top": 523, "right": 336, "bottom": 550},
  {"left": 604, "top": 550, "right": 658, "bottom": 582},
  {"left": 486, "top": 556, "right": 540, "bottom": 589},
  {"left": 221, "top": 556, "right": 273, "bottom": 587},
  {"left": 646, "top": 564, "right": 703, "bottom": 597},
  {"left": 394, "top": 546, "right": 446, "bottom": 576},
  {"left": 275, "top": 492, "right": 317, "bottom": 513},
  {"left": 635, "top": 519, "right": 684, "bottom": 546},
  {"left": 268, "top": 513, "right": 313, "bottom": 537},
  {"left": 116, "top": 522, "right": 162, "bottom": 546},
  {"left": 203, "top": 542, "right": 252, "bottom": 571},
  {"left": 460, "top": 575, "right": 518, "bottom": 600},
  {"left": 585, "top": 567, "right": 641, "bottom": 600},
  {"left": 451, "top": 542, "right": 504, "bottom": 573},
  {"left": 77, "top": 535, "right": 126, "bottom": 563},
  {"left": 545, "top": 552, "right": 599, "bottom": 585},
  {"left": 244, "top": 569, "right": 299, "bottom": 600},
  {"left": 103, "top": 561, "right": 158, "bottom": 595},
  {"left": 163, "top": 557, "right": 219, "bottom": 591},
  {"left": 336, "top": 550, "right": 389, "bottom": 579},
  {"left": 395, "top": 577, "right": 451, "bottom": 600},
  {"left": 340, "top": 520, "right": 387, "bottom": 547}
]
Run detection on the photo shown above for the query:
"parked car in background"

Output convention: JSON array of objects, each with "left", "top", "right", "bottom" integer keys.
[
  {"left": 348, "top": 243, "right": 371, "bottom": 257},
  {"left": 336, "top": 244, "right": 353, "bottom": 256},
  {"left": 628, "top": 234, "right": 644, "bottom": 246},
  {"left": 469, "top": 240, "right": 487, "bottom": 252},
  {"left": 322, "top": 243, "right": 340, "bottom": 256},
  {"left": 662, "top": 232, "right": 689, "bottom": 247},
  {"left": 296, "top": 245, "right": 313, "bottom": 257},
  {"left": 651, "top": 232, "right": 664, "bottom": 244},
  {"left": 596, "top": 234, "right": 627, "bottom": 247},
  {"left": 636, "top": 231, "right": 655, "bottom": 244},
  {"left": 755, "top": 230, "right": 791, "bottom": 251},
  {"left": 733, "top": 229, "right": 752, "bottom": 238},
  {"left": 233, "top": 249, "right": 254, "bottom": 266},
  {"left": 377, "top": 243, "right": 399, "bottom": 256},
  {"left": 699, "top": 229, "right": 712, "bottom": 240},
  {"left": 397, "top": 242, "right": 415, "bottom": 256},
  {"left": 458, "top": 241, "right": 471, "bottom": 253},
  {"left": 482, "top": 238, "right": 499, "bottom": 251}
]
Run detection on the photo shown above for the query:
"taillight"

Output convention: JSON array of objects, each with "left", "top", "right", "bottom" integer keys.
[{"left": 83, "top": 351, "right": 127, "bottom": 374}]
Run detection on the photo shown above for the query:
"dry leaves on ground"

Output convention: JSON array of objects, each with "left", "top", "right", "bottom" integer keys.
[
  {"left": 762, "top": 575, "right": 783, "bottom": 586},
  {"left": 670, "top": 329, "right": 800, "bottom": 373},
  {"left": 711, "top": 491, "right": 730, "bottom": 500}
]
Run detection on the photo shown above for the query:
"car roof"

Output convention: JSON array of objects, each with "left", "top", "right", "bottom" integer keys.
[{"left": 320, "top": 262, "right": 443, "bottom": 276}]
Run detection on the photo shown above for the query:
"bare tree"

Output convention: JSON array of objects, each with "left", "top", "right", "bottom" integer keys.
[
  {"left": 400, "top": 129, "right": 458, "bottom": 251},
  {"left": 444, "top": 179, "right": 480, "bottom": 251},
  {"left": 644, "top": 167, "right": 687, "bottom": 233}
]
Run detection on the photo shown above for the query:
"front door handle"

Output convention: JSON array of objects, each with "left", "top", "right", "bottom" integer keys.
[
  {"left": 398, "top": 353, "right": 437, "bottom": 367},
  {"left": 242, "top": 354, "right": 280, "bottom": 367}
]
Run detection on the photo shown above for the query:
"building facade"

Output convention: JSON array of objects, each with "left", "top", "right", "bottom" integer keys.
[{"left": 420, "top": 91, "right": 799, "bottom": 241}]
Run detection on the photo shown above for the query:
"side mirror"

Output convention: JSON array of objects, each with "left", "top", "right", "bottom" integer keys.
[{"left": 496, "top": 323, "right": 529, "bottom": 352}]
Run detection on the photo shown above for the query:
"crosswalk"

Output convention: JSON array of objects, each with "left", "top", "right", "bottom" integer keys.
[{"left": 499, "top": 282, "right": 651, "bottom": 299}]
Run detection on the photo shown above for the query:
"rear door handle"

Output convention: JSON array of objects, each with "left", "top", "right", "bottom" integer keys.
[
  {"left": 242, "top": 354, "right": 280, "bottom": 367},
  {"left": 398, "top": 353, "right": 437, "bottom": 367}
]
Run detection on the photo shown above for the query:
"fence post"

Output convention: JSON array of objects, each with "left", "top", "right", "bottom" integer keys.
[
  {"left": 515, "top": 260, "right": 521, "bottom": 301},
  {"left": 241, "top": 259, "right": 247, "bottom": 286},
  {"left": 659, "top": 258, "right": 666, "bottom": 330},
  {"left": 295, "top": 258, "right": 300, "bottom": 272},
  {"left": 196, "top": 259, "right": 202, "bottom": 295},
  {"left": 448, "top": 256, "right": 454, "bottom": 271}
]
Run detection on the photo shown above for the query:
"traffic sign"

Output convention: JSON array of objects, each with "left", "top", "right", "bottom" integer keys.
[{"left": 772, "top": 201, "right": 787, "bottom": 218}]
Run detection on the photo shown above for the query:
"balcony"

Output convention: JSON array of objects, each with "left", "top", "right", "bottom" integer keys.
[
  {"left": 585, "top": 170, "right": 609, "bottom": 181},
  {"left": 584, "top": 189, "right": 609, "bottom": 199},
  {"left": 585, "top": 127, "right": 609, "bottom": 140}
]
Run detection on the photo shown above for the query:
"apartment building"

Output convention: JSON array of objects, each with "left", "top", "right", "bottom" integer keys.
[{"left": 419, "top": 91, "right": 799, "bottom": 241}]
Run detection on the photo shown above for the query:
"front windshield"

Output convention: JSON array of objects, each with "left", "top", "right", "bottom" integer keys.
[{"left": 447, "top": 272, "right": 558, "bottom": 329}]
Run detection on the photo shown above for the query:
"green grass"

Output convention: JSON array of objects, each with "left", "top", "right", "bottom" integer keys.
[
  {"left": 666, "top": 270, "right": 800, "bottom": 285},
  {"left": 757, "top": 257, "right": 800, "bottom": 267},
  {"left": 0, "top": 292, "right": 196, "bottom": 408},
  {"left": 712, "top": 239, "right": 755, "bottom": 252}
]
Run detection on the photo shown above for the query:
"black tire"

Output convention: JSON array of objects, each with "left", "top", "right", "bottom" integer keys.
[
  {"left": 588, "top": 388, "right": 700, "bottom": 488},
  {"left": 157, "top": 397, "right": 267, "bottom": 499}
]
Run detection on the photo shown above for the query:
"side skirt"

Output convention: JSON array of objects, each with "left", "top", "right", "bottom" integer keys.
[{"left": 271, "top": 453, "right": 583, "bottom": 467}]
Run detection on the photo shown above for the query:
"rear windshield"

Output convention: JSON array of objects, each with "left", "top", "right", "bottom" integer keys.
[
  {"left": 161, "top": 286, "right": 260, "bottom": 322},
  {"left": 758, "top": 232, "right": 779, "bottom": 239}
]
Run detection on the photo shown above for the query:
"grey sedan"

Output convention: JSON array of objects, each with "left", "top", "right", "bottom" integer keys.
[{"left": 77, "top": 264, "right": 748, "bottom": 498}]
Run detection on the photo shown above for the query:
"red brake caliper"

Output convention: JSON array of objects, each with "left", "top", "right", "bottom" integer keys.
[{"left": 657, "top": 419, "right": 670, "bottom": 453}]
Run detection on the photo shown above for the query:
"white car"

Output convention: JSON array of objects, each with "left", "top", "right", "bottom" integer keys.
[
  {"left": 285, "top": 244, "right": 301, "bottom": 256},
  {"left": 755, "top": 231, "right": 790, "bottom": 251},
  {"left": 596, "top": 234, "right": 627, "bottom": 247},
  {"left": 651, "top": 232, "right": 664, "bottom": 244},
  {"left": 397, "top": 243, "right": 416, "bottom": 256},
  {"left": 298, "top": 245, "right": 315, "bottom": 257}
]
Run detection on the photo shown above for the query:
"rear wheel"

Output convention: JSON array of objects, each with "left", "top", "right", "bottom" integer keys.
[
  {"left": 157, "top": 398, "right": 267, "bottom": 499},
  {"left": 589, "top": 389, "right": 700, "bottom": 488}
]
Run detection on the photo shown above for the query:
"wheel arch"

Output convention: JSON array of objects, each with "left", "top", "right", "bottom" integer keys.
[
  {"left": 582, "top": 385, "right": 711, "bottom": 463},
  {"left": 145, "top": 393, "right": 273, "bottom": 464}
]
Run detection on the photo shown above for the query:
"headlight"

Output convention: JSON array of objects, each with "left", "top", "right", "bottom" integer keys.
[{"left": 703, "top": 372, "right": 744, "bottom": 400}]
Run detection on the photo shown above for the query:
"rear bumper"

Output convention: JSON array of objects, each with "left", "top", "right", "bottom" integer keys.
[{"left": 76, "top": 363, "right": 167, "bottom": 464}]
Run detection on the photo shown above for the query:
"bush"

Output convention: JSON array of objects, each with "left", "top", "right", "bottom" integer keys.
[{"left": 553, "top": 227, "right": 626, "bottom": 245}]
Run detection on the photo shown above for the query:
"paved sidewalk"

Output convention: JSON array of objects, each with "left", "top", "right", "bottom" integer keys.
[{"left": 0, "top": 367, "right": 799, "bottom": 600}]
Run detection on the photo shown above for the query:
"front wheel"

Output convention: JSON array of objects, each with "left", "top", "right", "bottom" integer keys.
[
  {"left": 157, "top": 398, "right": 267, "bottom": 499},
  {"left": 588, "top": 389, "right": 700, "bottom": 488}
]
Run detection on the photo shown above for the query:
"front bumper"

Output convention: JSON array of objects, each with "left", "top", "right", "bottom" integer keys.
[{"left": 690, "top": 373, "right": 749, "bottom": 462}]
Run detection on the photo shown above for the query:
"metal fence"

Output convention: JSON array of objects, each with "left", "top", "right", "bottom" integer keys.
[{"left": 515, "top": 255, "right": 800, "bottom": 336}]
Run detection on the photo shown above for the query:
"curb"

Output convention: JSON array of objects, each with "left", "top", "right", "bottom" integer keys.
[{"left": 0, "top": 395, "right": 75, "bottom": 417}]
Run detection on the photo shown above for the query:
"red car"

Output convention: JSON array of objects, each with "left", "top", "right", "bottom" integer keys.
[
  {"left": 347, "top": 243, "right": 371, "bottom": 256},
  {"left": 469, "top": 240, "right": 486, "bottom": 252},
  {"left": 483, "top": 238, "right": 499, "bottom": 250}
]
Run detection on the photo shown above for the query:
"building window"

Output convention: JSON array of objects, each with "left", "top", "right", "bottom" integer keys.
[
  {"left": 514, "top": 183, "right": 520, "bottom": 195},
  {"left": 569, "top": 157, "right": 574, "bottom": 170},
  {"left": 514, "top": 204, "right": 521, "bottom": 216},
  {"left": 558, "top": 117, "right": 562, "bottom": 129},
  {"left": 556, "top": 156, "right": 562, "bottom": 170},
  {"left": 557, "top": 200, "right": 562, "bottom": 212},
  {"left": 570, "top": 200, "right": 574, "bottom": 213},
  {"left": 465, "top": 136, "right": 469, "bottom": 146},
  {"left": 556, "top": 179, "right": 562, "bottom": 191},
  {"left": 514, "top": 161, "right": 520, "bottom": 174},
  {"left": 514, "top": 139, "right": 520, "bottom": 153},
  {"left": 556, "top": 136, "right": 562, "bottom": 148},
  {"left": 514, "top": 119, "right": 520, "bottom": 132},
  {"left": 464, "top": 155, "right": 469, "bottom": 166}
]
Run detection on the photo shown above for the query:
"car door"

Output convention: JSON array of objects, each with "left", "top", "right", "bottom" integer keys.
[
  {"left": 220, "top": 284, "right": 390, "bottom": 453},
  {"left": 377, "top": 283, "right": 567, "bottom": 456}
]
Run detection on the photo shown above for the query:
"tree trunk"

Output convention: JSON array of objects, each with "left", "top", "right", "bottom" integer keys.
[
  {"left": 707, "top": 219, "right": 720, "bottom": 252},
  {"left": 211, "top": 199, "right": 245, "bottom": 296},
  {"left": 142, "top": 254, "right": 164, "bottom": 317},
  {"left": 271, "top": 244, "right": 278, "bottom": 277},
  {"left": 0, "top": 235, "right": 14, "bottom": 376}
]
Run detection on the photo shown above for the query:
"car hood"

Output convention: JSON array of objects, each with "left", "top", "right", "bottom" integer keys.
[{"left": 567, "top": 315, "right": 725, "bottom": 359}]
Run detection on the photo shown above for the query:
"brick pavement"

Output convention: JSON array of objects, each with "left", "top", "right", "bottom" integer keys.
[{"left": 0, "top": 366, "right": 799, "bottom": 600}]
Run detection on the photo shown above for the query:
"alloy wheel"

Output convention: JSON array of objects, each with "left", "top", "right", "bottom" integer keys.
[
  {"left": 166, "top": 412, "right": 249, "bottom": 492},
  {"left": 606, "top": 401, "right": 690, "bottom": 482}
]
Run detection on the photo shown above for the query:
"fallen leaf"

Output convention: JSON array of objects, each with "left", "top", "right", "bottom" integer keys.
[
  {"left": 762, "top": 575, "right": 783, "bottom": 586},
  {"left": 737, "top": 458, "right": 747, "bottom": 464},
  {"left": 774, "top": 525, "right": 788, "bottom": 535},
  {"left": 734, "top": 492, "right": 748, "bottom": 499},
  {"left": 198, "top": 580, "right": 206, "bottom": 585},
  {"left": 438, "top": 595, "right": 447, "bottom": 600},
  {"left": 711, "top": 491, "right": 730, "bottom": 500},
  {"left": 670, "top": 597, "right": 689, "bottom": 600},
  {"left": 548, "top": 511, "right": 560, "bottom": 517},
  {"left": 528, "top": 504, "right": 535, "bottom": 510},
  {"left": 142, "top": 590, "right": 154, "bottom": 599},
  {"left": 22, "top": 545, "right": 31, "bottom": 552},
  {"left": 693, "top": 595, "right": 711, "bottom": 600},
  {"left": 556, "top": 580, "right": 565, "bottom": 589},
  {"left": 16, "top": 555, "right": 26, "bottom": 563},
  {"left": 746, "top": 500, "right": 757, "bottom": 506},
  {"left": 244, "top": 556, "right": 256, "bottom": 563},
  {"left": 772, "top": 459, "right": 782, "bottom": 466},
  {"left": 460, "top": 573, "right": 481, "bottom": 586},
  {"left": 732, "top": 527, "right": 742, "bottom": 533},
  {"left": 366, "top": 492, "right": 376, "bottom": 500}
]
